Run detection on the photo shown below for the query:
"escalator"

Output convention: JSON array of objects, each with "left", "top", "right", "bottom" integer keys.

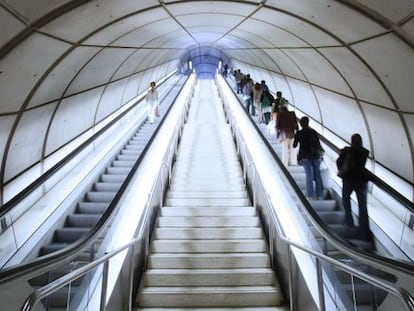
[
  {"left": 0, "top": 75, "right": 188, "bottom": 310},
  {"left": 236, "top": 93, "right": 414, "bottom": 309}
]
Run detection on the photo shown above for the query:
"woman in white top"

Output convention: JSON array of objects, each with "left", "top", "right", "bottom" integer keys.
[{"left": 146, "top": 81, "right": 159, "bottom": 123}]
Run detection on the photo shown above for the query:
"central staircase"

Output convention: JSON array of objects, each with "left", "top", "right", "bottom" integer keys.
[{"left": 135, "top": 79, "right": 285, "bottom": 310}]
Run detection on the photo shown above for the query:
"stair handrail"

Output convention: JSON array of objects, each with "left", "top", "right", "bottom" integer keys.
[
  {"left": 0, "top": 75, "right": 189, "bottom": 285},
  {"left": 19, "top": 209, "right": 414, "bottom": 311}
]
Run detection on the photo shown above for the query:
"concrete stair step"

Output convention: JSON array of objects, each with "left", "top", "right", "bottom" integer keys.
[
  {"left": 153, "top": 227, "right": 264, "bottom": 239},
  {"left": 137, "top": 286, "right": 282, "bottom": 307},
  {"left": 170, "top": 180, "right": 245, "bottom": 187},
  {"left": 151, "top": 239, "right": 267, "bottom": 253},
  {"left": 143, "top": 268, "right": 275, "bottom": 286},
  {"left": 157, "top": 216, "right": 260, "bottom": 227},
  {"left": 171, "top": 173, "right": 243, "bottom": 181},
  {"left": 166, "top": 191, "right": 247, "bottom": 198},
  {"left": 147, "top": 253, "right": 271, "bottom": 269},
  {"left": 169, "top": 184, "right": 245, "bottom": 192},
  {"left": 136, "top": 308, "right": 288, "bottom": 311},
  {"left": 164, "top": 198, "right": 250, "bottom": 207},
  {"left": 159, "top": 206, "right": 255, "bottom": 217}
]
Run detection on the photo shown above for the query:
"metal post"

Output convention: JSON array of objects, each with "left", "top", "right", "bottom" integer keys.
[
  {"left": 316, "top": 257, "right": 326, "bottom": 311},
  {"left": 100, "top": 260, "right": 109, "bottom": 311},
  {"left": 127, "top": 246, "right": 135, "bottom": 311},
  {"left": 287, "top": 246, "right": 295, "bottom": 311}
]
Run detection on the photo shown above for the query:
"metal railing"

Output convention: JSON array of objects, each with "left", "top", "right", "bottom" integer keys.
[
  {"left": 18, "top": 76, "right": 414, "bottom": 311},
  {"left": 20, "top": 76, "right": 196, "bottom": 311},
  {"left": 217, "top": 75, "right": 414, "bottom": 310}
]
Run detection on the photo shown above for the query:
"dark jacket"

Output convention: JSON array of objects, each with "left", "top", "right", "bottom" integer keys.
[
  {"left": 293, "top": 127, "right": 324, "bottom": 161},
  {"left": 336, "top": 146, "right": 369, "bottom": 182}
]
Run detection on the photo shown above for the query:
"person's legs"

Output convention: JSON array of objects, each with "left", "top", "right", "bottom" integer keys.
[
  {"left": 264, "top": 112, "right": 271, "bottom": 124},
  {"left": 312, "top": 158, "right": 324, "bottom": 198},
  {"left": 342, "top": 180, "right": 355, "bottom": 227},
  {"left": 355, "top": 182, "right": 370, "bottom": 238},
  {"left": 280, "top": 139, "right": 289, "bottom": 166},
  {"left": 287, "top": 138, "right": 297, "bottom": 165},
  {"left": 302, "top": 159, "right": 314, "bottom": 198}
]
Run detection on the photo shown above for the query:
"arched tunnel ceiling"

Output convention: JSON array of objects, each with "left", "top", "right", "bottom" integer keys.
[{"left": 0, "top": 0, "right": 414, "bottom": 202}]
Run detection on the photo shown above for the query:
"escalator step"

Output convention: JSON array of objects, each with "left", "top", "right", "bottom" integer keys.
[
  {"left": 311, "top": 200, "right": 337, "bottom": 211},
  {"left": 85, "top": 191, "right": 116, "bottom": 202},
  {"left": 106, "top": 167, "right": 130, "bottom": 175},
  {"left": 100, "top": 174, "right": 125, "bottom": 182},
  {"left": 77, "top": 202, "right": 108, "bottom": 214},
  {"left": 93, "top": 182, "right": 122, "bottom": 192},
  {"left": 66, "top": 214, "right": 100, "bottom": 227},
  {"left": 112, "top": 160, "right": 134, "bottom": 168},
  {"left": 54, "top": 228, "right": 90, "bottom": 243},
  {"left": 318, "top": 211, "right": 346, "bottom": 224}
]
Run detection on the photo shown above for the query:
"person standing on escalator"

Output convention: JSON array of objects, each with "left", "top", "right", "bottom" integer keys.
[
  {"left": 293, "top": 116, "right": 324, "bottom": 200},
  {"left": 146, "top": 81, "right": 159, "bottom": 124},
  {"left": 337, "top": 133, "right": 372, "bottom": 241}
]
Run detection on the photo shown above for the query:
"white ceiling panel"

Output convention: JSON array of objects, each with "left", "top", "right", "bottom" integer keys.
[
  {"left": 265, "top": 49, "right": 307, "bottom": 80},
  {"left": 216, "top": 35, "right": 257, "bottom": 49},
  {"left": 39, "top": 0, "right": 159, "bottom": 42},
  {"left": 253, "top": 7, "right": 340, "bottom": 47},
  {"left": 112, "top": 49, "right": 168, "bottom": 80},
  {"left": 286, "top": 78, "right": 318, "bottom": 113},
  {"left": 0, "top": 33, "right": 70, "bottom": 113},
  {"left": 46, "top": 88, "right": 104, "bottom": 155},
  {"left": 355, "top": 0, "right": 414, "bottom": 23},
  {"left": 316, "top": 87, "right": 369, "bottom": 140},
  {"left": 84, "top": 7, "right": 169, "bottom": 46},
  {"left": 112, "top": 18, "right": 185, "bottom": 47},
  {"left": 265, "top": 0, "right": 386, "bottom": 42},
  {"left": 96, "top": 80, "right": 126, "bottom": 122},
  {"left": 234, "top": 19, "right": 308, "bottom": 47},
  {"left": 0, "top": 115, "right": 16, "bottom": 170},
  {"left": 402, "top": 19, "right": 414, "bottom": 39},
  {"left": 177, "top": 13, "right": 244, "bottom": 32},
  {"left": 0, "top": 8, "right": 26, "bottom": 47},
  {"left": 66, "top": 48, "right": 135, "bottom": 94},
  {"left": 363, "top": 104, "right": 412, "bottom": 181},
  {"left": 4, "top": 0, "right": 70, "bottom": 22},
  {"left": 319, "top": 47, "right": 393, "bottom": 108},
  {"left": 353, "top": 34, "right": 414, "bottom": 112},
  {"left": 284, "top": 48, "right": 353, "bottom": 96},
  {"left": 29, "top": 46, "right": 102, "bottom": 108},
  {"left": 165, "top": 1, "right": 257, "bottom": 16},
  {"left": 5, "top": 105, "right": 55, "bottom": 182}
]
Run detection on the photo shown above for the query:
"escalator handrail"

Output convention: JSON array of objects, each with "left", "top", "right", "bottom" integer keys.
[
  {"left": 21, "top": 221, "right": 414, "bottom": 311},
  {"left": 0, "top": 73, "right": 176, "bottom": 217},
  {"left": 20, "top": 76, "right": 414, "bottom": 311},
  {"left": 221, "top": 78, "right": 414, "bottom": 275},
  {"left": 317, "top": 132, "right": 414, "bottom": 214},
  {"left": 0, "top": 75, "right": 189, "bottom": 285}
]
